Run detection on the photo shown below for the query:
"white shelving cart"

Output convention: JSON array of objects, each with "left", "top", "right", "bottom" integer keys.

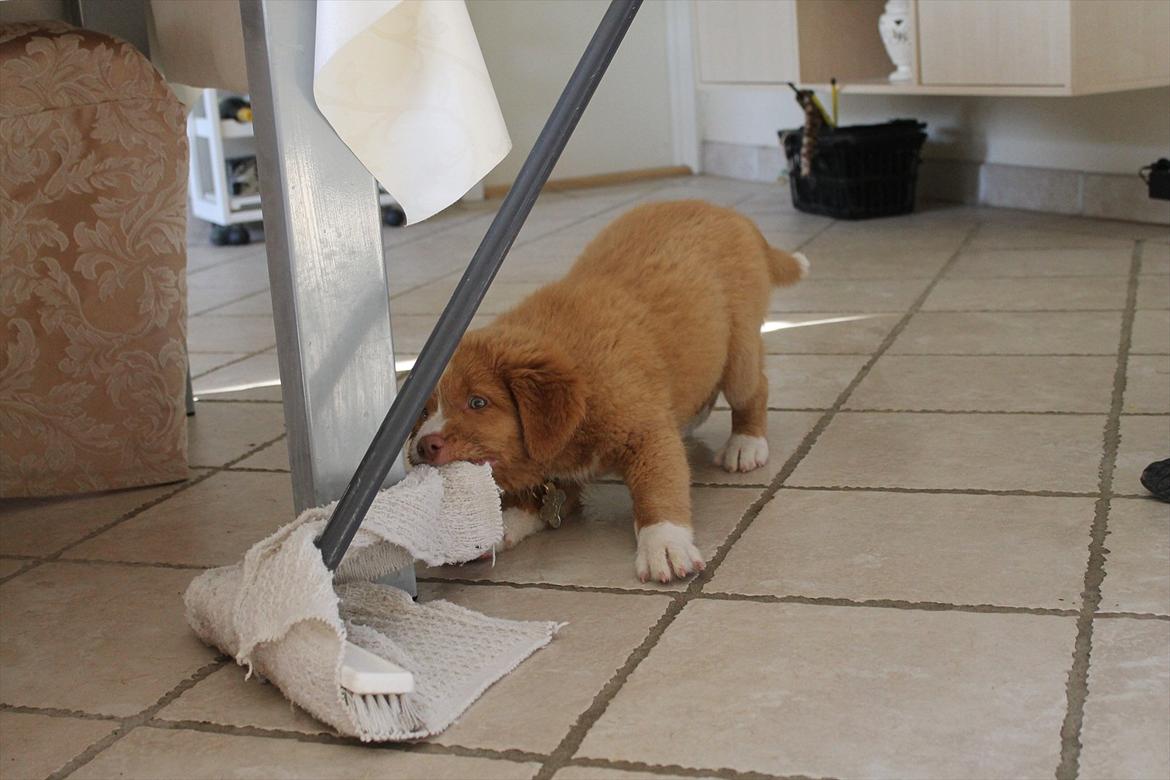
[{"left": 187, "top": 88, "right": 404, "bottom": 246}]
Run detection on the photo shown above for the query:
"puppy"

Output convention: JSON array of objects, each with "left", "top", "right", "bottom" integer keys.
[{"left": 408, "top": 200, "right": 807, "bottom": 582}]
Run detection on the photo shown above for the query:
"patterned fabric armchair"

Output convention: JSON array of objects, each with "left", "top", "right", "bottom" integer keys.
[{"left": 1, "top": 21, "right": 189, "bottom": 497}]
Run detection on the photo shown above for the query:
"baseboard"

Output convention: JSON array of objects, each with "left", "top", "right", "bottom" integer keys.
[
  {"left": 700, "top": 140, "right": 1170, "bottom": 225},
  {"left": 484, "top": 165, "right": 693, "bottom": 199}
]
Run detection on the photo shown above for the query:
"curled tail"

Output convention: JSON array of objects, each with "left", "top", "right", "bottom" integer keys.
[{"left": 766, "top": 246, "right": 810, "bottom": 286}]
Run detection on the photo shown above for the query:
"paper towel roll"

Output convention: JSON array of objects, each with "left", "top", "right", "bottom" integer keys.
[{"left": 314, "top": 0, "right": 511, "bottom": 224}]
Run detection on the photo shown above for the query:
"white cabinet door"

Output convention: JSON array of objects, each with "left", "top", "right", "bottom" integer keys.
[
  {"left": 917, "top": 0, "right": 1069, "bottom": 86},
  {"left": 693, "top": 0, "right": 799, "bottom": 84}
]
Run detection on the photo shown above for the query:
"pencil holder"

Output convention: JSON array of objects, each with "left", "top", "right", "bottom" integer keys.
[{"left": 779, "top": 120, "right": 927, "bottom": 220}]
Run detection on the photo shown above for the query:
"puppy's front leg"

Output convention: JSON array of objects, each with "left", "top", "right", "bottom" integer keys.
[{"left": 620, "top": 425, "right": 705, "bottom": 583}]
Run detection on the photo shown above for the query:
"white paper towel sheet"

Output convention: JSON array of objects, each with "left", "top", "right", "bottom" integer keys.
[{"left": 314, "top": 0, "right": 511, "bottom": 224}]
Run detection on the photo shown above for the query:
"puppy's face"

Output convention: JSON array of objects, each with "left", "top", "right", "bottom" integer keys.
[{"left": 407, "top": 330, "right": 586, "bottom": 493}]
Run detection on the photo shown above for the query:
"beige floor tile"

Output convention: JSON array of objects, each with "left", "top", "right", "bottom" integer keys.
[
  {"left": 1100, "top": 498, "right": 1170, "bottom": 615},
  {"left": 553, "top": 769, "right": 713, "bottom": 780},
  {"left": 392, "top": 279, "right": 542, "bottom": 315},
  {"left": 790, "top": 248, "right": 953, "bottom": 280},
  {"left": 0, "top": 484, "right": 176, "bottom": 557},
  {"left": 708, "top": 355, "right": 865, "bottom": 410},
  {"left": 924, "top": 276, "right": 1129, "bottom": 311},
  {"left": 947, "top": 248, "right": 1133, "bottom": 278},
  {"left": 1125, "top": 355, "right": 1170, "bottom": 414},
  {"left": 1143, "top": 241, "right": 1170, "bottom": 274},
  {"left": 577, "top": 601, "right": 1076, "bottom": 779},
  {"left": 187, "top": 315, "right": 277, "bottom": 353},
  {"left": 388, "top": 314, "right": 495, "bottom": 353},
  {"left": 421, "top": 584, "right": 670, "bottom": 753},
  {"left": 848, "top": 355, "right": 1117, "bottom": 412},
  {"left": 65, "top": 472, "right": 293, "bottom": 567},
  {"left": 769, "top": 278, "right": 929, "bottom": 312},
  {"left": 0, "top": 558, "right": 27, "bottom": 578},
  {"left": 156, "top": 665, "right": 333, "bottom": 735},
  {"left": 967, "top": 225, "right": 1135, "bottom": 251},
  {"left": 192, "top": 352, "right": 283, "bottom": 402},
  {"left": 1130, "top": 310, "right": 1170, "bottom": 354},
  {"left": 1115, "top": 416, "right": 1170, "bottom": 495},
  {"left": 760, "top": 312, "right": 899, "bottom": 354},
  {"left": 687, "top": 410, "right": 821, "bottom": 487},
  {"left": 187, "top": 400, "right": 285, "bottom": 467},
  {"left": 186, "top": 258, "right": 271, "bottom": 292},
  {"left": 421, "top": 484, "right": 758, "bottom": 591},
  {"left": 210, "top": 291, "right": 275, "bottom": 317},
  {"left": 0, "top": 712, "right": 117, "bottom": 780},
  {"left": 1079, "top": 619, "right": 1170, "bottom": 780},
  {"left": 710, "top": 490, "right": 1092, "bottom": 609},
  {"left": 71, "top": 728, "right": 537, "bottom": 780},
  {"left": 189, "top": 352, "right": 247, "bottom": 377},
  {"left": 891, "top": 311, "right": 1122, "bottom": 355},
  {"left": 188, "top": 284, "right": 269, "bottom": 316},
  {"left": 1137, "top": 274, "right": 1170, "bottom": 309},
  {"left": 790, "top": 412, "right": 1106, "bottom": 492},
  {"left": 235, "top": 438, "right": 291, "bottom": 471},
  {"left": 0, "top": 563, "right": 214, "bottom": 715}
]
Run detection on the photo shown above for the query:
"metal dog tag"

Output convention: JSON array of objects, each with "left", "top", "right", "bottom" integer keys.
[{"left": 540, "top": 484, "right": 566, "bottom": 529}]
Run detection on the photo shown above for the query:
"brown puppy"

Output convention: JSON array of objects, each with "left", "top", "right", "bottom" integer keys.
[{"left": 409, "top": 200, "right": 807, "bottom": 582}]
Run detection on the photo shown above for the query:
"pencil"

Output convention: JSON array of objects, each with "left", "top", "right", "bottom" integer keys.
[{"left": 831, "top": 78, "right": 839, "bottom": 127}]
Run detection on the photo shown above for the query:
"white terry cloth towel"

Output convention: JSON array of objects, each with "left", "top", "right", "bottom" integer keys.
[
  {"left": 313, "top": 0, "right": 511, "bottom": 224},
  {"left": 184, "top": 462, "right": 561, "bottom": 742}
]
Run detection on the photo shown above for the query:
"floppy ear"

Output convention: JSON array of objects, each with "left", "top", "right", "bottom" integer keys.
[{"left": 505, "top": 350, "right": 586, "bottom": 463}]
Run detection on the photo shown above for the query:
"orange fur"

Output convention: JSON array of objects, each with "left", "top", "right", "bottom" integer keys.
[{"left": 408, "top": 200, "right": 806, "bottom": 580}]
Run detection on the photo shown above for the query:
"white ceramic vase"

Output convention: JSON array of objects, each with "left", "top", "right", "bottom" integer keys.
[{"left": 878, "top": 0, "right": 913, "bottom": 82}]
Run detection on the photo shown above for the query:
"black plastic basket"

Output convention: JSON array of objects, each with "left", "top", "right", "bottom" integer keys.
[{"left": 780, "top": 120, "right": 927, "bottom": 220}]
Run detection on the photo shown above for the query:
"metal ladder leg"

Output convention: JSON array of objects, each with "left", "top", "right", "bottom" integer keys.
[{"left": 238, "top": 0, "right": 415, "bottom": 595}]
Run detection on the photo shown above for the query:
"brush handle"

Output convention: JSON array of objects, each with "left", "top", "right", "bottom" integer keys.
[{"left": 316, "top": 0, "right": 644, "bottom": 571}]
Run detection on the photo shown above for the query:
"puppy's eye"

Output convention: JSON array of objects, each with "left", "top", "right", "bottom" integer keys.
[{"left": 468, "top": 395, "right": 488, "bottom": 410}]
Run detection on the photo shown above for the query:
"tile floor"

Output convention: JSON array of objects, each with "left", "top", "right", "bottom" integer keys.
[{"left": 2, "top": 176, "right": 1169, "bottom": 780}]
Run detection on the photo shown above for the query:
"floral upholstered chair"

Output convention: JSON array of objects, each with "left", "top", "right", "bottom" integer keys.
[{"left": 0, "top": 21, "right": 189, "bottom": 497}]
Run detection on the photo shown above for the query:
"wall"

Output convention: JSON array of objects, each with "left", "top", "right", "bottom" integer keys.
[
  {"left": 467, "top": 0, "right": 676, "bottom": 189},
  {"left": 0, "top": 0, "right": 68, "bottom": 23}
]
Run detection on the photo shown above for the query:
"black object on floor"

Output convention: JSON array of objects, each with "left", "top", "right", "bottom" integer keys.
[
  {"left": 211, "top": 223, "right": 252, "bottom": 246},
  {"left": 1140, "top": 458, "right": 1170, "bottom": 503},
  {"left": 780, "top": 119, "right": 927, "bottom": 220}
]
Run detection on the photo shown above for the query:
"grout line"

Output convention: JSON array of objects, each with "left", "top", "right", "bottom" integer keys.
[
  {"left": 565, "top": 756, "right": 832, "bottom": 780},
  {"left": 532, "top": 217, "right": 951, "bottom": 780},
  {"left": 189, "top": 287, "right": 271, "bottom": 318},
  {"left": 699, "top": 590, "right": 1080, "bottom": 617},
  {"left": 48, "top": 657, "right": 228, "bottom": 780},
  {"left": 421, "top": 576, "right": 1084, "bottom": 618},
  {"left": 144, "top": 718, "right": 549, "bottom": 765},
  {"left": 190, "top": 344, "right": 276, "bottom": 381},
  {"left": 0, "top": 433, "right": 288, "bottom": 586},
  {"left": 0, "top": 704, "right": 121, "bottom": 722},
  {"left": 1055, "top": 239, "right": 1144, "bottom": 780},
  {"left": 1095, "top": 611, "right": 1170, "bottom": 621},
  {"left": 192, "top": 397, "right": 283, "bottom": 404},
  {"left": 50, "top": 557, "right": 211, "bottom": 571},
  {"left": 779, "top": 485, "right": 1103, "bottom": 499},
  {"left": 419, "top": 576, "right": 687, "bottom": 600}
]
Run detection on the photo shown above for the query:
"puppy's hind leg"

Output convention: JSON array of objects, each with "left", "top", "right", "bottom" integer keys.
[{"left": 715, "top": 340, "right": 770, "bottom": 473}]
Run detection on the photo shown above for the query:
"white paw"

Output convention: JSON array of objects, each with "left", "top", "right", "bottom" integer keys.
[
  {"left": 714, "top": 433, "right": 769, "bottom": 473},
  {"left": 499, "top": 507, "right": 545, "bottom": 551},
  {"left": 635, "top": 522, "right": 705, "bottom": 584}
]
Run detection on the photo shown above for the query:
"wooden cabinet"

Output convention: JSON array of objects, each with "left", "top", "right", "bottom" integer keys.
[
  {"left": 917, "top": 0, "right": 1067, "bottom": 87},
  {"left": 692, "top": 0, "right": 1170, "bottom": 96}
]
